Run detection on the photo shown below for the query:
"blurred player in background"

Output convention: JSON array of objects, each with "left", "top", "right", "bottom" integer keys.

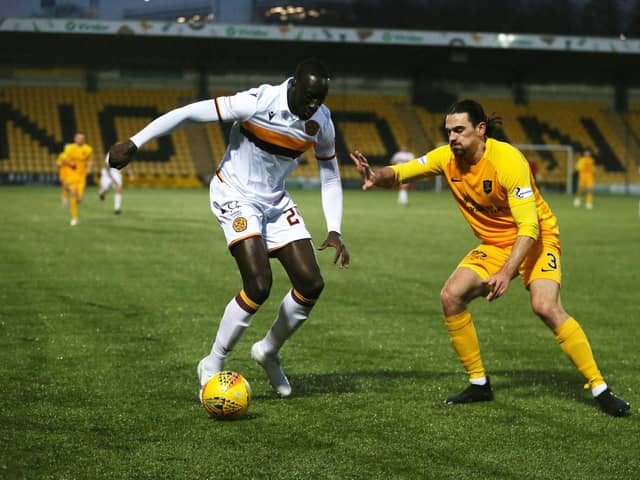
[
  {"left": 390, "top": 144, "right": 414, "bottom": 206},
  {"left": 99, "top": 160, "right": 133, "bottom": 214},
  {"left": 56, "top": 151, "right": 72, "bottom": 206},
  {"left": 574, "top": 148, "right": 595, "bottom": 209},
  {"left": 58, "top": 132, "right": 93, "bottom": 226},
  {"left": 107, "top": 58, "right": 349, "bottom": 398},
  {"left": 351, "top": 99, "right": 630, "bottom": 417}
]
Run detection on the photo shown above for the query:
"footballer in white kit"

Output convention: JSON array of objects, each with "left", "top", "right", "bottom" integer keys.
[
  {"left": 107, "top": 59, "right": 349, "bottom": 399},
  {"left": 99, "top": 159, "right": 126, "bottom": 214}
]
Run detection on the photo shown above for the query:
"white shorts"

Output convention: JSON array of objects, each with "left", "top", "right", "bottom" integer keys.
[
  {"left": 100, "top": 167, "right": 122, "bottom": 191},
  {"left": 209, "top": 173, "right": 311, "bottom": 251}
]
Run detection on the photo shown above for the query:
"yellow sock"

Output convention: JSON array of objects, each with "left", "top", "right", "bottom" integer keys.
[
  {"left": 62, "top": 189, "right": 69, "bottom": 200},
  {"left": 554, "top": 317, "right": 604, "bottom": 389},
  {"left": 586, "top": 192, "right": 593, "bottom": 205},
  {"left": 70, "top": 196, "right": 78, "bottom": 221},
  {"left": 445, "top": 310, "right": 485, "bottom": 379}
]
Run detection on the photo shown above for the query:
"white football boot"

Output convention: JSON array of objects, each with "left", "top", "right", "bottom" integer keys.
[
  {"left": 251, "top": 342, "right": 292, "bottom": 397},
  {"left": 197, "top": 357, "right": 222, "bottom": 403}
]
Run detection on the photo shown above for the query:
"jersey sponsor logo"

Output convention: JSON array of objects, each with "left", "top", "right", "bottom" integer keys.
[
  {"left": 514, "top": 186, "right": 533, "bottom": 199},
  {"left": 304, "top": 120, "right": 320, "bottom": 136},
  {"left": 232, "top": 217, "right": 248, "bottom": 232},
  {"left": 451, "top": 177, "right": 463, "bottom": 182},
  {"left": 483, "top": 179, "right": 493, "bottom": 194}
]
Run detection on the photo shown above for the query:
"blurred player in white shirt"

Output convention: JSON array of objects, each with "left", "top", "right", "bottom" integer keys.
[
  {"left": 99, "top": 160, "right": 131, "bottom": 214},
  {"left": 391, "top": 144, "right": 414, "bottom": 205},
  {"left": 107, "top": 58, "right": 349, "bottom": 399}
]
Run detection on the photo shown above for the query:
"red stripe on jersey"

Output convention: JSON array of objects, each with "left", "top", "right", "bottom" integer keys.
[{"left": 214, "top": 98, "right": 223, "bottom": 121}]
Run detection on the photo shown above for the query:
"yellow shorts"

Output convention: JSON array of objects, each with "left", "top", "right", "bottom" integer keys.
[
  {"left": 457, "top": 237, "right": 562, "bottom": 287},
  {"left": 66, "top": 175, "right": 87, "bottom": 197},
  {"left": 578, "top": 176, "right": 594, "bottom": 189}
]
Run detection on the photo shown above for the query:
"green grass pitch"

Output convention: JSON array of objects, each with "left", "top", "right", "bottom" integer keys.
[{"left": 1, "top": 185, "right": 639, "bottom": 479}]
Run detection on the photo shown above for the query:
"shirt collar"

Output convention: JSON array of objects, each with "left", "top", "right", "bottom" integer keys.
[{"left": 278, "top": 77, "right": 293, "bottom": 113}]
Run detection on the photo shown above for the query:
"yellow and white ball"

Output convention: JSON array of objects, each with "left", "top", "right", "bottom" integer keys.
[{"left": 201, "top": 371, "right": 251, "bottom": 419}]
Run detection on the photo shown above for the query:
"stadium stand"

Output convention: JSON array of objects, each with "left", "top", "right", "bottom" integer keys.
[{"left": 1, "top": 79, "right": 639, "bottom": 189}]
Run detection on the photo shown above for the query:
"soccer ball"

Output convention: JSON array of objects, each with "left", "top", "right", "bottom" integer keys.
[{"left": 201, "top": 371, "right": 252, "bottom": 419}]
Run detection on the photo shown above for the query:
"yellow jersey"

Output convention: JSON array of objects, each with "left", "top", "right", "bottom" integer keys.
[
  {"left": 575, "top": 155, "right": 595, "bottom": 185},
  {"left": 391, "top": 138, "right": 559, "bottom": 248},
  {"left": 60, "top": 143, "right": 93, "bottom": 180}
]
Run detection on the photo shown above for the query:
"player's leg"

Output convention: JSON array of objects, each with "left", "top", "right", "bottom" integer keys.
[
  {"left": 398, "top": 184, "right": 409, "bottom": 206},
  {"left": 250, "top": 239, "right": 323, "bottom": 397},
  {"left": 524, "top": 241, "right": 629, "bottom": 416},
  {"left": 250, "top": 198, "right": 318, "bottom": 396},
  {"left": 441, "top": 266, "right": 495, "bottom": 404},
  {"left": 99, "top": 170, "right": 111, "bottom": 201},
  {"left": 67, "top": 179, "right": 79, "bottom": 225},
  {"left": 442, "top": 245, "right": 510, "bottom": 404},
  {"left": 585, "top": 184, "right": 593, "bottom": 209},
  {"left": 114, "top": 183, "right": 123, "bottom": 214},
  {"left": 199, "top": 237, "right": 273, "bottom": 386},
  {"left": 199, "top": 176, "right": 271, "bottom": 389},
  {"left": 574, "top": 180, "right": 585, "bottom": 207}
]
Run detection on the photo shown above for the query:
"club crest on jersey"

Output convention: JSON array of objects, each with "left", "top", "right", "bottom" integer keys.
[
  {"left": 304, "top": 120, "right": 320, "bottom": 136},
  {"left": 483, "top": 180, "right": 493, "bottom": 194},
  {"left": 232, "top": 217, "right": 248, "bottom": 232}
]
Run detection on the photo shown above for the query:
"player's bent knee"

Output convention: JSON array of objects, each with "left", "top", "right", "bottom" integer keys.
[
  {"left": 243, "top": 273, "right": 273, "bottom": 305},
  {"left": 294, "top": 274, "right": 324, "bottom": 301}
]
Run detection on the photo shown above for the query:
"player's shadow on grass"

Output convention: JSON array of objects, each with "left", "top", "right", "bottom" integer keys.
[{"left": 255, "top": 368, "right": 594, "bottom": 409}]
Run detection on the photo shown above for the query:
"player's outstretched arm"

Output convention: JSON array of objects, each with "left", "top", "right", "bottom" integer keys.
[
  {"left": 108, "top": 99, "right": 224, "bottom": 169},
  {"left": 349, "top": 150, "right": 396, "bottom": 190}
]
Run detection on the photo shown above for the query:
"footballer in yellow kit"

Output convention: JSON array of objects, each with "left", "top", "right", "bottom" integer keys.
[
  {"left": 350, "top": 99, "right": 630, "bottom": 416},
  {"left": 574, "top": 149, "right": 595, "bottom": 209},
  {"left": 58, "top": 132, "right": 93, "bottom": 225}
]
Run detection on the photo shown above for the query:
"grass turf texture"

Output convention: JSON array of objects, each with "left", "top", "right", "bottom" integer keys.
[{"left": 1, "top": 186, "right": 639, "bottom": 479}]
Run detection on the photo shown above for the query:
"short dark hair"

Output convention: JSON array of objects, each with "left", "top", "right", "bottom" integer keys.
[
  {"left": 294, "top": 58, "right": 331, "bottom": 81},
  {"left": 447, "top": 99, "right": 502, "bottom": 138}
]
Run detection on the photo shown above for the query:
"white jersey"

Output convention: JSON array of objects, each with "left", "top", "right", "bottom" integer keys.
[
  {"left": 214, "top": 78, "right": 336, "bottom": 204},
  {"left": 391, "top": 150, "right": 414, "bottom": 165}
]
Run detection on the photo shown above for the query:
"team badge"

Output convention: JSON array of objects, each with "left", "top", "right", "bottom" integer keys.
[
  {"left": 232, "top": 217, "right": 248, "bottom": 232},
  {"left": 304, "top": 120, "right": 320, "bottom": 136},
  {"left": 483, "top": 180, "right": 493, "bottom": 194}
]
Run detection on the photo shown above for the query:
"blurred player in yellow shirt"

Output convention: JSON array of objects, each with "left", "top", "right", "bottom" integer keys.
[
  {"left": 56, "top": 152, "right": 72, "bottom": 206},
  {"left": 351, "top": 99, "right": 629, "bottom": 417},
  {"left": 58, "top": 132, "right": 93, "bottom": 225},
  {"left": 574, "top": 149, "right": 595, "bottom": 209}
]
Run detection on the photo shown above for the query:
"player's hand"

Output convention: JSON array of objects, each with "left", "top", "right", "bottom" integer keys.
[
  {"left": 318, "top": 231, "right": 350, "bottom": 269},
  {"left": 108, "top": 140, "right": 138, "bottom": 170},
  {"left": 484, "top": 271, "right": 511, "bottom": 301},
  {"left": 349, "top": 150, "right": 376, "bottom": 190}
]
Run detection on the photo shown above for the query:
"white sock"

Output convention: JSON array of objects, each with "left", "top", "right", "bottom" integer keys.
[
  {"left": 592, "top": 383, "right": 608, "bottom": 397},
  {"left": 470, "top": 376, "right": 487, "bottom": 386},
  {"left": 398, "top": 189, "right": 408, "bottom": 205},
  {"left": 114, "top": 193, "right": 122, "bottom": 211},
  {"left": 262, "top": 290, "right": 313, "bottom": 355},
  {"left": 205, "top": 297, "right": 255, "bottom": 371}
]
